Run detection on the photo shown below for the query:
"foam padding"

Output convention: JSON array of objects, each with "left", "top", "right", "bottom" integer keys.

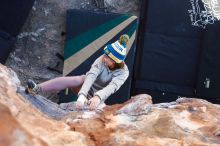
[
  {"left": 196, "top": 21, "right": 220, "bottom": 104},
  {"left": 60, "top": 9, "right": 138, "bottom": 105},
  {"left": 133, "top": 0, "right": 205, "bottom": 102}
]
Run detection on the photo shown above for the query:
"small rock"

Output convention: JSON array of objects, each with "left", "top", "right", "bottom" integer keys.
[
  {"left": 154, "top": 102, "right": 176, "bottom": 108},
  {"left": 176, "top": 97, "right": 192, "bottom": 103},
  {"left": 200, "top": 106, "right": 207, "bottom": 112},
  {"left": 31, "top": 37, "right": 37, "bottom": 42},
  {"left": 215, "top": 131, "right": 220, "bottom": 136},
  {"left": 187, "top": 106, "right": 197, "bottom": 112},
  {"left": 31, "top": 32, "right": 39, "bottom": 37},
  {"left": 44, "top": 9, "right": 50, "bottom": 16},
  {"left": 117, "top": 94, "right": 152, "bottom": 116},
  {"left": 17, "top": 32, "right": 29, "bottom": 39},
  {"left": 36, "top": 27, "right": 46, "bottom": 34},
  {"left": 59, "top": 102, "right": 77, "bottom": 111},
  {"left": 32, "top": 6, "right": 36, "bottom": 11}
]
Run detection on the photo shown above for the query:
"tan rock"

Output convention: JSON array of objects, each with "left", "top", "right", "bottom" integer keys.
[{"left": 0, "top": 64, "right": 220, "bottom": 146}]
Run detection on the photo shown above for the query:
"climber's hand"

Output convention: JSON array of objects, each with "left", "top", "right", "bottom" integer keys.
[
  {"left": 76, "top": 94, "right": 87, "bottom": 110},
  {"left": 87, "top": 96, "right": 101, "bottom": 111},
  {"left": 75, "top": 101, "right": 84, "bottom": 110}
]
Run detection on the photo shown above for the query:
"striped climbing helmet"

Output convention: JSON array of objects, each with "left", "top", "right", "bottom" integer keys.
[{"left": 103, "top": 34, "right": 129, "bottom": 63}]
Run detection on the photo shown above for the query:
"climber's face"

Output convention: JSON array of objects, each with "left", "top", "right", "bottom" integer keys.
[{"left": 103, "top": 54, "right": 116, "bottom": 70}]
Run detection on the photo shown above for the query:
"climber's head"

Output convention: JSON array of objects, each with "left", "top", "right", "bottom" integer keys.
[{"left": 103, "top": 34, "right": 129, "bottom": 70}]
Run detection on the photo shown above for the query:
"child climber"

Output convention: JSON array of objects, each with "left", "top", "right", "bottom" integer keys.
[{"left": 26, "top": 34, "right": 130, "bottom": 111}]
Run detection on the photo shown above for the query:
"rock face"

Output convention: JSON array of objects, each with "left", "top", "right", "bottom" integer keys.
[
  {"left": 1, "top": 64, "right": 220, "bottom": 146},
  {"left": 104, "top": 0, "right": 140, "bottom": 16}
]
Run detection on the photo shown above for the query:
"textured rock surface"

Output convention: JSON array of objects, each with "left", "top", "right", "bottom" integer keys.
[
  {"left": 104, "top": 0, "right": 140, "bottom": 16},
  {"left": 1, "top": 64, "right": 220, "bottom": 146},
  {"left": 0, "top": 64, "right": 87, "bottom": 146}
]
